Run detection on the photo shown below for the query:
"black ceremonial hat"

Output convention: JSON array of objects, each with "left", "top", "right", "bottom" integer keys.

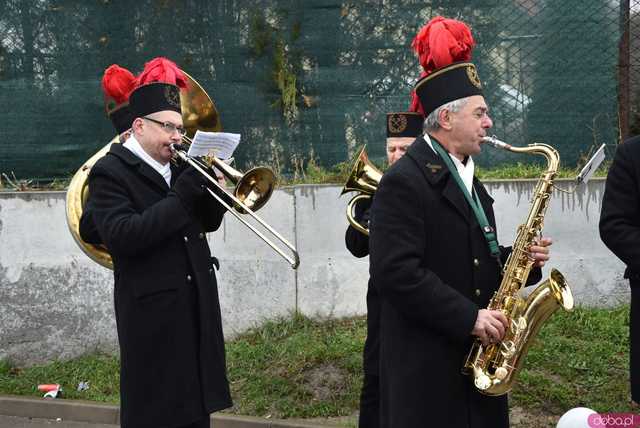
[
  {"left": 129, "top": 82, "right": 182, "bottom": 118},
  {"left": 108, "top": 104, "right": 135, "bottom": 135},
  {"left": 414, "top": 62, "right": 483, "bottom": 117},
  {"left": 386, "top": 112, "right": 423, "bottom": 138}
]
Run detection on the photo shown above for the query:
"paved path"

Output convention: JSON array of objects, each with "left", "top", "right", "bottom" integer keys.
[
  {"left": 0, "top": 396, "right": 347, "bottom": 428},
  {"left": 0, "top": 415, "right": 116, "bottom": 428}
]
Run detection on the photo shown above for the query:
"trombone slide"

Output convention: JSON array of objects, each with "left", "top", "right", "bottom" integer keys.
[{"left": 172, "top": 147, "right": 300, "bottom": 269}]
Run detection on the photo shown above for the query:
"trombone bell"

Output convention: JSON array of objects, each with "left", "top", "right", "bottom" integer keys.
[
  {"left": 200, "top": 152, "right": 276, "bottom": 213},
  {"left": 234, "top": 167, "right": 276, "bottom": 213}
]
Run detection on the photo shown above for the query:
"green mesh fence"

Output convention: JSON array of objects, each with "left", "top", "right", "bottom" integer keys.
[{"left": 0, "top": 0, "right": 638, "bottom": 181}]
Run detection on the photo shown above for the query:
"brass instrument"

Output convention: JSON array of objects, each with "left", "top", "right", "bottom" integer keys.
[
  {"left": 462, "top": 136, "right": 574, "bottom": 396},
  {"left": 171, "top": 143, "right": 299, "bottom": 268},
  {"left": 66, "top": 72, "right": 299, "bottom": 270},
  {"left": 340, "top": 146, "right": 383, "bottom": 235}
]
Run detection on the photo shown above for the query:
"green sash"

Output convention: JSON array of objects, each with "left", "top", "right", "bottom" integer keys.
[{"left": 430, "top": 137, "right": 501, "bottom": 261}]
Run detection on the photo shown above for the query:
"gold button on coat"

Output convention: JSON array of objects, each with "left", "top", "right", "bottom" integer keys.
[
  {"left": 187, "top": 275, "right": 192, "bottom": 282},
  {"left": 475, "top": 289, "right": 481, "bottom": 296},
  {"left": 473, "top": 258, "right": 480, "bottom": 267},
  {"left": 183, "top": 236, "right": 189, "bottom": 242}
]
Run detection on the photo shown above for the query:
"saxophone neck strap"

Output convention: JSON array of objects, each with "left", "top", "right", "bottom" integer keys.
[{"left": 430, "top": 137, "right": 501, "bottom": 259}]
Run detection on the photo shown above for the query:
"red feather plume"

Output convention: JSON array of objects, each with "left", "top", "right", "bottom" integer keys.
[
  {"left": 101, "top": 64, "right": 136, "bottom": 104},
  {"left": 136, "top": 57, "right": 187, "bottom": 89},
  {"left": 409, "top": 16, "right": 476, "bottom": 114}
]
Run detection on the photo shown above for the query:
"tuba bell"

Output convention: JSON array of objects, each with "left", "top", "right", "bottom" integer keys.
[
  {"left": 340, "top": 146, "right": 383, "bottom": 236},
  {"left": 65, "top": 72, "right": 221, "bottom": 270}
]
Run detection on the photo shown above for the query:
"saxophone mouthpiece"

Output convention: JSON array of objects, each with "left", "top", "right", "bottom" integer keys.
[{"left": 482, "top": 136, "right": 511, "bottom": 150}]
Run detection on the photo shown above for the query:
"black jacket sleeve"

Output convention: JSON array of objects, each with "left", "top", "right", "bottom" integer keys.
[
  {"left": 600, "top": 138, "right": 640, "bottom": 276},
  {"left": 195, "top": 176, "right": 229, "bottom": 233},
  {"left": 79, "top": 200, "right": 103, "bottom": 245},
  {"left": 171, "top": 159, "right": 228, "bottom": 233},
  {"left": 345, "top": 198, "right": 371, "bottom": 258}
]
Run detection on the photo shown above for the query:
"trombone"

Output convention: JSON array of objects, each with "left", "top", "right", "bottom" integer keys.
[
  {"left": 172, "top": 140, "right": 300, "bottom": 269},
  {"left": 66, "top": 71, "right": 299, "bottom": 270}
]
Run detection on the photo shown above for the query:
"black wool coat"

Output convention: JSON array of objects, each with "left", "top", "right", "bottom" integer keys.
[
  {"left": 369, "top": 136, "right": 511, "bottom": 428},
  {"left": 599, "top": 135, "right": 640, "bottom": 402},
  {"left": 80, "top": 144, "right": 232, "bottom": 428},
  {"left": 344, "top": 199, "right": 380, "bottom": 428}
]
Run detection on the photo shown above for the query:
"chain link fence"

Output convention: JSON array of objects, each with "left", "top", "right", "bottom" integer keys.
[{"left": 0, "top": 0, "right": 638, "bottom": 180}]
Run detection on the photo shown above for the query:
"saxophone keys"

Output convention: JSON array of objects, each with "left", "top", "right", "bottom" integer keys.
[
  {"left": 495, "top": 367, "right": 509, "bottom": 381},
  {"left": 474, "top": 373, "right": 493, "bottom": 391},
  {"left": 500, "top": 340, "right": 516, "bottom": 358},
  {"left": 511, "top": 317, "right": 527, "bottom": 332}
]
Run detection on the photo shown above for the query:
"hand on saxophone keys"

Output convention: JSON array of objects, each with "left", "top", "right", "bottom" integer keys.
[
  {"left": 526, "top": 236, "right": 553, "bottom": 267},
  {"left": 472, "top": 309, "right": 509, "bottom": 346}
]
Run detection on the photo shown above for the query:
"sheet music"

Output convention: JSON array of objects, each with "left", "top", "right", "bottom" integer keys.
[
  {"left": 187, "top": 130, "right": 241, "bottom": 160},
  {"left": 576, "top": 144, "right": 606, "bottom": 185}
]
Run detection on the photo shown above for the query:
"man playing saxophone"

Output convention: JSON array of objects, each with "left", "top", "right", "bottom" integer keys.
[
  {"left": 368, "top": 16, "right": 552, "bottom": 428},
  {"left": 345, "top": 111, "right": 422, "bottom": 428}
]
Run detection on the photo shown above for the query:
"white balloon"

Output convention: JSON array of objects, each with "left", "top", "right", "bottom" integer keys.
[{"left": 556, "top": 407, "right": 597, "bottom": 428}]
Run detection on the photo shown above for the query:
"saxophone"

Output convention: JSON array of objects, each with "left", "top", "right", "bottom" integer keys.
[{"left": 462, "top": 136, "right": 574, "bottom": 396}]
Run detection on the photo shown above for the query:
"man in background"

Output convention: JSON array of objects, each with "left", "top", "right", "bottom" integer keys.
[{"left": 345, "top": 111, "right": 423, "bottom": 428}]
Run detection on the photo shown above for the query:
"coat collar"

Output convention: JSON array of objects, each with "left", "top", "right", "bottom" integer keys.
[
  {"left": 107, "top": 143, "right": 176, "bottom": 192},
  {"left": 406, "top": 135, "right": 493, "bottom": 225}
]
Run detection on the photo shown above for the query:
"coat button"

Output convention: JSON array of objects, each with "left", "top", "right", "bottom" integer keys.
[
  {"left": 183, "top": 236, "right": 189, "bottom": 242},
  {"left": 209, "top": 268, "right": 213, "bottom": 275},
  {"left": 199, "top": 232, "right": 205, "bottom": 239},
  {"left": 473, "top": 258, "right": 480, "bottom": 267},
  {"left": 475, "top": 289, "right": 481, "bottom": 296},
  {"left": 187, "top": 275, "right": 192, "bottom": 282}
]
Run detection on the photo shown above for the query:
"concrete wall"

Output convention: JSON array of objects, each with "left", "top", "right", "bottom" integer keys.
[{"left": 0, "top": 179, "right": 628, "bottom": 365}]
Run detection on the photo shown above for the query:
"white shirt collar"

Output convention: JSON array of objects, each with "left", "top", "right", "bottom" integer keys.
[
  {"left": 123, "top": 135, "right": 172, "bottom": 186},
  {"left": 423, "top": 134, "right": 475, "bottom": 195}
]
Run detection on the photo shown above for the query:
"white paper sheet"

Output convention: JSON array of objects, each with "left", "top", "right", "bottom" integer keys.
[{"left": 187, "top": 130, "right": 241, "bottom": 160}]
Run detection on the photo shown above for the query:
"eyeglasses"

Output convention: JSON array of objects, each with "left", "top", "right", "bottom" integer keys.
[{"left": 143, "top": 116, "right": 187, "bottom": 136}]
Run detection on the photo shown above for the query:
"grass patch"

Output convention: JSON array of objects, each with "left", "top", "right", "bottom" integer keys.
[
  {"left": 0, "top": 307, "right": 632, "bottom": 418},
  {"left": 0, "top": 353, "right": 119, "bottom": 403},
  {"left": 0, "top": 157, "right": 610, "bottom": 191},
  {"left": 476, "top": 160, "right": 610, "bottom": 180},
  {"left": 513, "top": 305, "right": 632, "bottom": 414},
  {"left": 226, "top": 313, "right": 364, "bottom": 418}
]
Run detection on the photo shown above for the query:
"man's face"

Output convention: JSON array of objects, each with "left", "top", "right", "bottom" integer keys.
[
  {"left": 447, "top": 95, "right": 493, "bottom": 158},
  {"left": 386, "top": 137, "right": 414, "bottom": 165},
  {"left": 135, "top": 110, "right": 183, "bottom": 165}
]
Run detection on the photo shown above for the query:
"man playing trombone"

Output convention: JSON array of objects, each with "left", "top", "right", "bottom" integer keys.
[{"left": 80, "top": 57, "right": 231, "bottom": 428}]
